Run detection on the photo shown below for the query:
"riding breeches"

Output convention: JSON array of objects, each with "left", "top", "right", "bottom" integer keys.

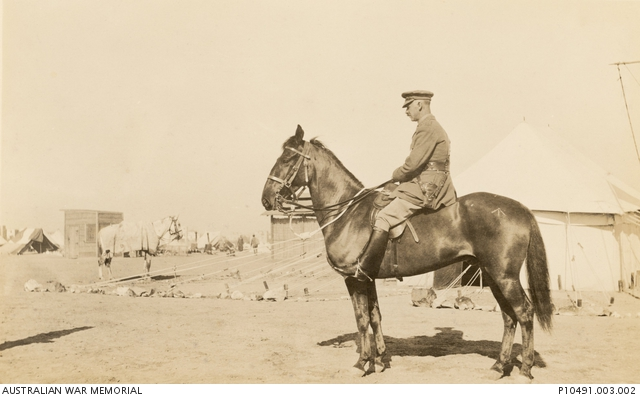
[{"left": 374, "top": 197, "right": 422, "bottom": 232}]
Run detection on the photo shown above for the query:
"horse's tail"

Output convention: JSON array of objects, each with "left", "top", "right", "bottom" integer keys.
[{"left": 526, "top": 215, "right": 553, "bottom": 332}]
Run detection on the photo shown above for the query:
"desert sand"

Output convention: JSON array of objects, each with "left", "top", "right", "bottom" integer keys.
[{"left": 1, "top": 252, "right": 639, "bottom": 384}]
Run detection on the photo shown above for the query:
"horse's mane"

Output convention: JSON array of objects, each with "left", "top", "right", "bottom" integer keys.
[
  {"left": 281, "top": 135, "right": 362, "bottom": 186},
  {"left": 309, "top": 138, "right": 362, "bottom": 186}
]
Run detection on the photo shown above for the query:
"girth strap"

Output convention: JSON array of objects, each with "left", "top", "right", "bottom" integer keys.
[{"left": 406, "top": 221, "right": 419, "bottom": 243}]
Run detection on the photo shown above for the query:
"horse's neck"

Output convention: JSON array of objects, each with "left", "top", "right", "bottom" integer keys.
[
  {"left": 152, "top": 218, "right": 171, "bottom": 238},
  {"left": 305, "top": 145, "right": 374, "bottom": 265},
  {"left": 307, "top": 147, "right": 365, "bottom": 221}
]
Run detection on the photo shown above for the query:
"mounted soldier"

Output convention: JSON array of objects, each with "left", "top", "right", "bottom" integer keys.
[
  {"left": 261, "top": 114, "right": 552, "bottom": 378},
  {"left": 355, "top": 90, "right": 457, "bottom": 281}
]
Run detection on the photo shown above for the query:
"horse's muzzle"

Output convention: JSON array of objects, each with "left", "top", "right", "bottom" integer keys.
[{"left": 262, "top": 197, "right": 272, "bottom": 211}]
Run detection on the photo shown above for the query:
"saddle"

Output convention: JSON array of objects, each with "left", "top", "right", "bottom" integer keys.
[
  {"left": 371, "top": 182, "right": 423, "bottom": 242},
  {"left": 371, "top": 182, "right": 429, "bottom": 281}
]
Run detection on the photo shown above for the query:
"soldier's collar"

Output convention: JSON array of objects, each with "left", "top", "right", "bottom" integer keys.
[{"left": 418, "top": 113, "right": 434, "bottom": 123}]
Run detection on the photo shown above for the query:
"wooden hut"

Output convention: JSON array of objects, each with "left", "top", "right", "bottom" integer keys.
[
  {"left": 62, "top": 209, "right": 123, "bottom": 258},
  {"left": 262, "top": 209, "right": 325, "bottom": 261}
]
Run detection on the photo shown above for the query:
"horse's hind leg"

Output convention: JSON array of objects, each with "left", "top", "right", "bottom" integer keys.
[
  {"left": 487, "top": 271, "right": 536, "bottom": 379},
  {"left": 345, "top": 277, "right": 375, "bottom": 375},
  {"left": 486, "top": 281, "right": 518, "bottom": 376},
  {"left": 366, "top": 281, "right": 387, "bottom": 372}
]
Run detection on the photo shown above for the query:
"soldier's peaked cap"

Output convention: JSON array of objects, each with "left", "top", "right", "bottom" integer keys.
[{"left": 402, "top": 90, "right": 434, "bottom": 108}]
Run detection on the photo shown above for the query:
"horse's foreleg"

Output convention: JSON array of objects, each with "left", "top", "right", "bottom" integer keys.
[
  {"left": 345, "top": 277, "right": 374, "bottom": 375},
  {"left": 98, "top": 258, "right": 103, "bottom": 280},
  {"left": 366, "top": 281, "right": 387, "bottom": 372}
]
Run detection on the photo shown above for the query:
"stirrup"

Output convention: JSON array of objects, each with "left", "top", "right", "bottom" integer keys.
[{"left": 354, "top": 261, "right": 373, "bottom": 282}]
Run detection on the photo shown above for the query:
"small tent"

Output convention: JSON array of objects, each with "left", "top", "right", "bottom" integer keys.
[
  {"left": 196, "top": 231, "right": 221, "bottom": 251},
  {"left": 453, "top": 122, "right": 640, "bottom": 293},
  {"left": 0, "top": 228, "right": 60, "bottom": 255}
]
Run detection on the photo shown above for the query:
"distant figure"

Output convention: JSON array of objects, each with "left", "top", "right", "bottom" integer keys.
[
  {"left": 250, "top": 234, "right": 259, "bottom": 255},
  {"left": 237, "top": 235, "right": 244, "bottom": 252}
]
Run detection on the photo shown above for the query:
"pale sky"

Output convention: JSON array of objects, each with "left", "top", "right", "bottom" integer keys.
[{"left": 2, "top": 0, "right": 640, "bottom": 236}]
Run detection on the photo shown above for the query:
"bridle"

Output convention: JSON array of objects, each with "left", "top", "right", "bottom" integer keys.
[
  {"left": 267, "top": 141, "right": 392, "bottom": 214},
  {"left": 266, "top": 142, "right": 312, "bottom": 213},
  {"left": 168, "top": 217, "right": 183, "bottom": 240},
  {"left": 265, "top": 141, "right": 392, "bottom": 240}
]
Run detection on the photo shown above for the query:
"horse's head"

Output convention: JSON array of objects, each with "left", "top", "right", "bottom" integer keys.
[
  {"left": 170, "top": 216, "right": 183, "bottom": 241},
  {"left": 262, "top": 125, "right": 311, "bottom": 211}
]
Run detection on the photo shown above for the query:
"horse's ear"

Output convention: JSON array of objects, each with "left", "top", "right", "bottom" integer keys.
[{"left": 295, "top": 125, "right": 305, "bottom": 142}]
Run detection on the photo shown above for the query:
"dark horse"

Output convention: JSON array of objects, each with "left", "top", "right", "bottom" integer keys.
[{"left": 261, "top": 126, "right": 553, "bottom": 379}]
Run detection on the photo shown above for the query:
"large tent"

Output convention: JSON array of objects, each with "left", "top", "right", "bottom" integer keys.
[
  {"left": 453, "top": 122, "right": 640, "bottom": 293},
  {"left": 0, "top": 228, "right": 61, "bottom": 255}
]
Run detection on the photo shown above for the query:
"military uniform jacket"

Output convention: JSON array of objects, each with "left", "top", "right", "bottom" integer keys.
[{"left": 390, "top": 114, "right": 457, "bottom": 209}]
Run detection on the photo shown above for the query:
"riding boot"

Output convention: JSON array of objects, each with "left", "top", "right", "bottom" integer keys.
[{"left": 354, "top": 227, "right": 389, "bottom": 282}]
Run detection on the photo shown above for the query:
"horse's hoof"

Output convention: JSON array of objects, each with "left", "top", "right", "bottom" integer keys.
[
  {"left": 364, "top": 361, "right": 377, "bottom": 376},
  {"left": 518, "top": 368, "right": 534, "bottom": 382},
  {"left": 486, "top": 362, "right": 505, "bottom": 380},
  {"left": 374, "top": 358, "right": 386, "bottom": 373},
  {"left": 346, "top": 365, "right": 366, "bottom": 377},
  {"left": 490, "top": 361, "right": 504, "bottom": 374}
]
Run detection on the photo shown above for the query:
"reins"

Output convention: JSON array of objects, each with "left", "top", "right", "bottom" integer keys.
[
  {"left": 289, "top": 186, "right": 368, "bottom": 241},
  {"left": 279, "top": 180, "right": 391, "bottom": 213}
]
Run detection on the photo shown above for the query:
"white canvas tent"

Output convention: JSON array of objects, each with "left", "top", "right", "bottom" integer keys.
[
  {"left": 196, "top": 231, "right": 221, "bottom": 250},
  {"left": 0, "top": 228, "right": 61, "bottom": 255},
  {"left": 453, "top": 122, "right": 640, "bottom": 293}
]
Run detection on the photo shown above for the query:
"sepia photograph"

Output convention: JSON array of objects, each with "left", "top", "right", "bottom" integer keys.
[{"left": 1, "top": 0, "right": 640, "bottom": 388}]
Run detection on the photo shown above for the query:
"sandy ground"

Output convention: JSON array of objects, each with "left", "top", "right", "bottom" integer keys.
[{"left": 1, "top": 252, "right": 639, "bottom": 384}]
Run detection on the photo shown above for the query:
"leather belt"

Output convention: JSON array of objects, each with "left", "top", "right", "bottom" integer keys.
[{"left": 424, "top": 160, "right": 450, "bottom": 172}]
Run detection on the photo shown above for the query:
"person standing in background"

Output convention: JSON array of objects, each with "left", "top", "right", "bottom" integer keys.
[{"left": 250, "top": 234, "right": 259, "bottom": 255}]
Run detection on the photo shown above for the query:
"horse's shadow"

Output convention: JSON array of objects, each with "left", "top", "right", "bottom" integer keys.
[
  {"left": 0, "top": 326, "right": 94, "bottom": 351},
  {"left": 318, "top": 326, "right": 547, "bottom": 369}
]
